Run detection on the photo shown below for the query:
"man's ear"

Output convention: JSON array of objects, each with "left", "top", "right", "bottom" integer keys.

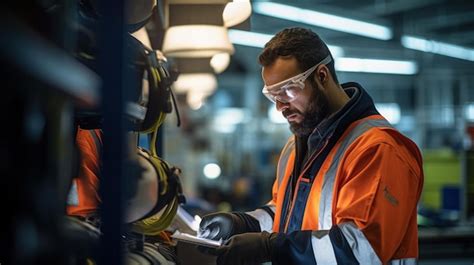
[
  {"left": 313, "top": 65, "right": 329, "bottom": 86},
  {"left": 319, "top": 65, "right": 330, "bottom": 83}
]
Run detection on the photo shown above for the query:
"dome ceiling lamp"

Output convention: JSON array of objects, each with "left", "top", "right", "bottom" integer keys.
[
  {"left": 172, "top": 73, "right": 218, "bottom": 110},
  {"left": 162, "top": 24, "right": 234, "bottom": 58},
  {"left": 162, "top": 1, "right": 235, "bottom": 58},
  {"left": 223, "top": 0, "right": 252, "bottom": 28}
]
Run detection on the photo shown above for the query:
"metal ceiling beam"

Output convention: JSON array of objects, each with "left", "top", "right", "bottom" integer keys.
[
  {"left": 358, "top": 0, "right": 445, "bottom": 16},
  {"left": 409, "top": 11, "right": 474, "bottom": 32},
  {"left": 445, "top": 30, "right": 474, "bottom": 45}
]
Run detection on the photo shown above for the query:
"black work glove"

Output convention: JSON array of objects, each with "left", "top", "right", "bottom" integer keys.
[
  {"left": 199, "top": 212, "right": 260, "bottom": 240},
  {"left": 209, "top": 231, "right": 278, "bottom": 265}
]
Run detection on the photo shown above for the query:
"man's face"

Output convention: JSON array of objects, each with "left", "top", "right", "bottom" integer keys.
[{"left": 262, "top": 57, "right": 329, "bottom": 137}]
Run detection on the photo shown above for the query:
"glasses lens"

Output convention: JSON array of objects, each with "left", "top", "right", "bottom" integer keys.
[
  {"left": 262, "top": 89, "right": 275, "bottom": 103},
  {"left": 262, "top": 82, "right": 303, "bottom": 103},
  {"left": 282, "top": 83, "right": 302, "bottom": 100}
]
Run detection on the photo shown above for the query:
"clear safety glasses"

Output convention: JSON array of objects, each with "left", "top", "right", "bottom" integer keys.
[{"left": 262, "top": 55, "right": 332, "bottom": 103}]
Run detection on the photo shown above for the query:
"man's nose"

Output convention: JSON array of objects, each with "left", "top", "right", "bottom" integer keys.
[{"left": 276, "top": 100, "right": 289, "bottom": 112}]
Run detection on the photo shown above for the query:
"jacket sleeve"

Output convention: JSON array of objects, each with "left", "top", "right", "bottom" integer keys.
[
  {"left": 336, "top": 141, "right": 422, "bottom": 263},
  {"left": 270, "top": 142, "right": 422, "bottom": 265}
]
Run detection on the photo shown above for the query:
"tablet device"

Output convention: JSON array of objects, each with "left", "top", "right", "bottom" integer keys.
[{"left": 171, "top": 231, "right": 222, "bottom": 248}]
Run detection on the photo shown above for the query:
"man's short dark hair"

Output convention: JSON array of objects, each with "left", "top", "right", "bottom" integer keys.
[{"left": 258, "top": 27, "right": 338, "bottom": 83}]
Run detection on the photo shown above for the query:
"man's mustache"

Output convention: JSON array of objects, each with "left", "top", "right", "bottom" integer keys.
[{"left": 283, "top": 109, "right": 299, "bottom": 118}]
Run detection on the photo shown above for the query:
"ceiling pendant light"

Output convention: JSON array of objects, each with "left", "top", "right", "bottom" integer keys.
[
  {"left": 173, "top": 73, "right": 217, "bottom": 95},
  {"left": 162, "top": 25, "right": 234, "bottom": 58},
  {"left": 223, "top": 0, "right": 252, "bottom": 27},
  {"left": 210, "top": 53, "right": 230, "bottom": 74}
]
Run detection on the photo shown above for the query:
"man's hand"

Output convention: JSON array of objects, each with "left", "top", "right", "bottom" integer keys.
[
  {"left": 210, "top": 232, "right": 277, "bottom": 265},
  {"left": 199, "top": 212, "right": 260, "bottom": 240}
]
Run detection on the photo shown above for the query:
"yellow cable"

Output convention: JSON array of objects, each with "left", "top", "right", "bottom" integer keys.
[
  {"left": 131, "top": 197, "right": 178, "bottom": 235},
  {"left": 131, "top": 63, "right": 179, "bottom": 235}
]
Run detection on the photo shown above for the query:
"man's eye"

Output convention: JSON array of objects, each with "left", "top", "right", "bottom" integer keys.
[{"left": 284, "top": 84, "right": 301, "bottom": 91}]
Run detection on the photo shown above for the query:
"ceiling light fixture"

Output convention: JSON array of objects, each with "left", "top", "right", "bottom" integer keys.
[
  {"left": 210, "top": 53, "right": 231, "bottom": 74},
  {"left": 335, "top": 58, "right": 418, "bottom": 75},
  {"left": 223, "top": 0, "right": 252, "bottom": 27},
  {"left": 335, "top": 57, "right": 418, "bottom": 75},
  {"left": 173, "top": 73, "right": 217, "bottom": 94},
  {"left": 228, "top": 30, "right": 413, "bottom": 75},
  {"left": 253, "top": 2, "right": 392, "bottom": 40},
  {"left": 228, "top": 29, "right": 345, "bottom": 58},
  {"left": 401, "top": 35, "right": 474, "bottom": 62},
  {"left": 375, "top": 103, "right": 401, "bottom": 124},
  {"left": 173, "top": 73, "right": 217, "bottom": 109},
  {"left": 465, "top": 103, "right": 474, "bottom": 122},
  {"left": 162, "top": 25, "right": 234, "bottom": 58},
  {"left": 203, "top": 163, "right": 221, "bottom": 179}
]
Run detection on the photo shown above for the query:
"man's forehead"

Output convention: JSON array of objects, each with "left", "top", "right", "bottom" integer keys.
[{"left": 262, "top": 57, "right": 301, "bottom": 86}]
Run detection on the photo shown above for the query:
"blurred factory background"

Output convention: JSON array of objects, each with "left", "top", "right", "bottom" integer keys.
[{"left": 2, "top": 0, "right": 474, "bottom": 264}]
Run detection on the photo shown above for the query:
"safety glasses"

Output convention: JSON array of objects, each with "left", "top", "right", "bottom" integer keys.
[{"left": 262, "top": 55, "right": 332, "bottom": 103}]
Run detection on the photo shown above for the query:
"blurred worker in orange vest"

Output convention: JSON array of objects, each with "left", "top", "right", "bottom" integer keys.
[
  {"left": 66, "top": 128, "right": 102, "bottom": 222},
  {"left": 199, "top": 27, "right": 424, "bottom": 265}
]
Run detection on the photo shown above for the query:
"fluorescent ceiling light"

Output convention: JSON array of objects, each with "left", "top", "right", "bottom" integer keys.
[
  {"left": 213, "top": 108, "right": 249, "bottom": 133},
  {"left": 375, "top": 103, "right": 401, "bottom": 124},
  {"left": 228, "top": 29, "right": 344, "bottom": 58},
  {"left": 214, "top": 108, "right": 248, "bottom": 125},
  {"left": 401, "top": 35, "right": 474, "bottom": 62},
  {"left": 253, "top": 2, "right": 392, "bottom": 40},
  {"left": 228, "top": 29, "right": 271, "bottom": 48},
  {"left": 335, "top": 58, "right": 418, "bottom": 75},
  {"left": 466, "top": 103, "right": 474, "bottom": 122}
]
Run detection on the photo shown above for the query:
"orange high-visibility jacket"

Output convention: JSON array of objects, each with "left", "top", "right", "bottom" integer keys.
[
  {"left": 246, "top": 83, "right": 423, "bottom": 265},
  {"left": 67, "top": 128, "right": 102, "bottom": 217}
]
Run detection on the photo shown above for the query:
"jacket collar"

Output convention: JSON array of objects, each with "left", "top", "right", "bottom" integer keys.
[{"left": 306, "top": 82, "right": 379, "bottom": 155}]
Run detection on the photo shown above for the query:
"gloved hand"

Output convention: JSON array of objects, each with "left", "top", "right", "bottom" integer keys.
[
  {"left": 199, "top": 212, "right": 260, "bottom": 240},
  {"left": 209, "top": 231, "right": 278, "bottom": 265}
]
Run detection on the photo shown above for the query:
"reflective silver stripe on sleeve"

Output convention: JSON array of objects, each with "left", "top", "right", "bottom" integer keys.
[
  {"left": 246, "top": 206, "right": 275, "bottom": 232},
  {"left": 389, "top": 258, "right": 418, "bottom": 265},
  {"left": 277, "top": 136, "right": 295, "bottom": 187},
  {"left": 89, "top": 130, "right": 102, "bottom": 155},
  {"left": 67, "top": 179, "right": 79, "bottom": 206},
  {"left": 339, "top": 222, "right": 382, "bottom": 265},
  {"left": 319, "top": 119, "right": 392, "bottom": 229},
  {"left": 311, "top": 230, "right": 337, "bottom": 264}
]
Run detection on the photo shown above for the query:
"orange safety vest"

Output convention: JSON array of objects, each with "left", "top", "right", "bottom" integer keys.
[
  {"left": 67, "top": 128, "right": 102, "bottom": 217},
  {"left": 268, "top": 115, "right": 423, "bottom": 264}
]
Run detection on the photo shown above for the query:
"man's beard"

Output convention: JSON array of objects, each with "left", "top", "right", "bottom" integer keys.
[{"left": 284, "top": 87, "right": 329, "bottom": 137}]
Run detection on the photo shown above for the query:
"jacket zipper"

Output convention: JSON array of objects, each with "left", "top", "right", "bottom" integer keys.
[{"left": 283, "top": 139, "right": 329, "bottom": 232}]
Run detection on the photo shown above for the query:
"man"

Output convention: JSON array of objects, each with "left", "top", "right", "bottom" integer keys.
[{"left": 199, "top": 27, "right": 424, "bottom": 265}]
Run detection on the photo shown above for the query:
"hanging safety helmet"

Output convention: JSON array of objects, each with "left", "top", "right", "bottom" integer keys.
[
  {"left": 72, "top": 0, "right": 184, "bottom": 234},
  {"left": 125, "top": 147, "right": 185, "bottom": 225},
  {"left": 73, "top": 1, "right": 180, "bottom": 131},
  {"left": 127, "top": 146, "right": 185, "bottom": 234},
  {"left": 78, "top": 0, "right": 156, "bottom": 32},
  {"left": 127, "top": 33, "right": 180, "bottom": 133}
]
